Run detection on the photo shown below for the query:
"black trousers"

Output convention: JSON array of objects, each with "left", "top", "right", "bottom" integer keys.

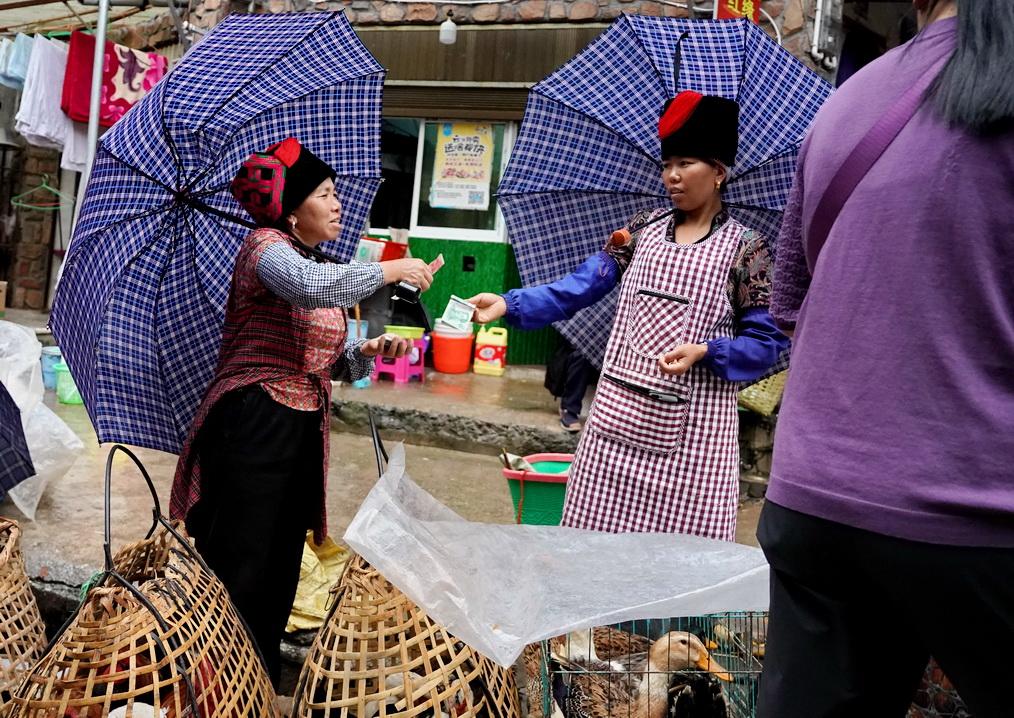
[
  {"left": 187, "top": 386, "right": 322, "bottom": 687},
  {"left": 560, "top": 349, "right": 593, "bottom": 420},
  {"left": 757, "top": 500, "right": 1014, "bottom": 718}
]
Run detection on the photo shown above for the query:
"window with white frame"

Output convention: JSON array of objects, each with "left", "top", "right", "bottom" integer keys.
[{"left": 369, "top": 119, "right": 515, "bottom": 243}]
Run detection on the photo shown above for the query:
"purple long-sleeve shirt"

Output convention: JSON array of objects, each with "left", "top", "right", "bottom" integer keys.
[{"left": 769, "top": 17, "right": 1014, "bottom": 547}]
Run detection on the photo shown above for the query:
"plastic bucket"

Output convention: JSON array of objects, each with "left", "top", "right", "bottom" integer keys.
[
  {"left": 502, "top": 452, "right": 572, "bottom": 525},
  {"left": 379, "top": 240, "right": 409, "bottom": 262},
  {"left": 54, "top": 362, "right": 83, "bottom": 404},
  {"left": 347, "top": 319, "right": 369, "bottom": 341},
  {"left": 384, "top": 325, "right": 425, "bottom": 340},
  {"left": 40, "top": 346, "right": 62, "bottom": 390},
  {"left": 431, "top": 331, "right": 474, "bottom": 374}
]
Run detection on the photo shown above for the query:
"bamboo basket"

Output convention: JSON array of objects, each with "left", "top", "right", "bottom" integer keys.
[
  {"left": 737, "top": 370, "right": 788, "bottom": 417},
  {"left": 0, "top": 518, "right": 46, "bottom": 706},
  {"left": 291, "top": 553, "right": 520, "bottom": 718},
  {"left": 2, "top": 446, "right": 276, "bottom": 718}
]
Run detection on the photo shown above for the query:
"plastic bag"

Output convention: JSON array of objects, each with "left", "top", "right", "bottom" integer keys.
[
  {"left": 0, "top": 320, "right": 83, "bottom": 519},
  {"left": 0, "top": 321, "right": 44, "bottom": 413},
  {"left": 9, "top": 402, "right": 83, "bottom": 519},
  {"left": 344, "top": 445, "right": 770, "bottom": 668},
  {"left": 286, "top": 531, "right": 349, "bottom": 633}
]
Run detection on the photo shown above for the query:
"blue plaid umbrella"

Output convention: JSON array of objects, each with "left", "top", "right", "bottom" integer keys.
[
  {"left": 498, "top": 16, "right": 832, "bottom": 366},
  {"left": 50, "top": 12, "right": 384, "bottom": 453},
  {"left": 0, "top": 380, "right": 34, "bottom": 498}
]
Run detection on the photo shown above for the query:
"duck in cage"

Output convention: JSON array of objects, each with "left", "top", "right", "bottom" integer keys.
[{"left": 523, "top": 617, "right": 767, "bottom": 718}]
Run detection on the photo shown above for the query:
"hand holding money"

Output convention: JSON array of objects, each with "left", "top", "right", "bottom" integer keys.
[{"left": 464, "top": 293, "right": 507, "bottom": 324}]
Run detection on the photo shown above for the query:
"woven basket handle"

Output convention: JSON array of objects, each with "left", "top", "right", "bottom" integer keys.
[
  {"left": 104, "top": 445, "right": 164, "bottom": 571},
  {"left": 102, "top": 444, "right": 214, "bottom": 577}
]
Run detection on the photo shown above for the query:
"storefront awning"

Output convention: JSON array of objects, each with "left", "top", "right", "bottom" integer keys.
[{"left": 356, "top": 23, "right": 608, "bottom": 120}]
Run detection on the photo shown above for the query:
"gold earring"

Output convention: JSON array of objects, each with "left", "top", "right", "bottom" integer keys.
[{"left": 715, "top": 180, "right": 722, "bottom": 190}]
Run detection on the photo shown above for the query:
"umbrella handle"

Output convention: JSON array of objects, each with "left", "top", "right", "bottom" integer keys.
[
  {"left": 609, "top": 228, "right": 632, "bottom": 247},
  {"left": 609, "top": 208, "right": 676, "bottom": 247}
]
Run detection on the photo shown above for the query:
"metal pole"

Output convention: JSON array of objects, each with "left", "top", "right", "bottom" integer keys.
[
  {"left": 61, "top": 0, "right": 108, "bottom": 292},
  {"left": 84, "top": 0, "right": 109, "bottom": 181}
]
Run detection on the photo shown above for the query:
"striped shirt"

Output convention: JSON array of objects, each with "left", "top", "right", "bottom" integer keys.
[{"left": 256, "top": 239, "right": 384, "bottom": 404}]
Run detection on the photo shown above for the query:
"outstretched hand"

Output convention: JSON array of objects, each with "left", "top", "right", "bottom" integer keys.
[
  {"left": 465, "top": 293, "right": 507, "bottom": 324},
  {"left": 360, "top": 333, "right": 411, "bottom": 359}
]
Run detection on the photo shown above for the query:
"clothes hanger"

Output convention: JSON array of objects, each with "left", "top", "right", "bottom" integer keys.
[{"left": 11, "top": 174, "right": 76, "bottom": 211}]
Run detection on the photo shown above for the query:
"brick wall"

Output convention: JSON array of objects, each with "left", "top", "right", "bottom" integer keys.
[{"left": 9, "top": 147, "right": 60, "bottom": 310}]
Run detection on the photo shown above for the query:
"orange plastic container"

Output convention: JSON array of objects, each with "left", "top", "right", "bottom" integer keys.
[
  {"left": 379, "top": 240, "right": 408, "bottom": 261},
  {"left": 432, "top": 331, "right": 474, "bottom": 374}
]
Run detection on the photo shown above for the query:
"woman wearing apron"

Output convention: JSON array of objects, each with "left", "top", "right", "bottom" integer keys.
[{"left": 469, "top": 93, "right": 788, "bottom": 540}]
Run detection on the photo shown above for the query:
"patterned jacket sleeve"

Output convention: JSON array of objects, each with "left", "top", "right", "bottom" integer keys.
[
  {"left": 256, "top": 239, "right": 384, "bottom": 310},
  {"left": 699, "top": 230, "right": 790, "bottom": 382},
  {"left": 770, "top": 151, "right": 811, "bottom": 330},
  {"left": 602, "top": 207, "right": 657, "bottom": 272},
  {"left": 333, "top": 336, "right": 374, "bottom": 383}
]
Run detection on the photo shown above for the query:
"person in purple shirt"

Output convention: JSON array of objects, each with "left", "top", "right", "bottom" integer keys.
[
  {"left": 468, "top": 91, "right": 788, "bottom": 540},
  {"left": 759, "top": 1, "right": 1014, "bottom": 716}
]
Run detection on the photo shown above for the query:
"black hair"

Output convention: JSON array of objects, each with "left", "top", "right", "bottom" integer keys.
[{"left": 925, "top": 0, "right": 1014, "bottom": 134}]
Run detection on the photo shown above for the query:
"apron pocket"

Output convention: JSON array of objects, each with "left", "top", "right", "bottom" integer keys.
[
  {"left": 589, "top": 374, "right": 691, "bottom": 454},
  {"left": 625, "top": 288, "right": 691, "bottom": 358}
]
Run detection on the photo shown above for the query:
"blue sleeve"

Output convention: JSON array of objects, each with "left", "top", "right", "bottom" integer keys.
[
  {"left": 700, "top": 307, "right": 790, "bottom": 382},
  {"left": 501, "top": 251, "right": 620, "bottom": 331}
]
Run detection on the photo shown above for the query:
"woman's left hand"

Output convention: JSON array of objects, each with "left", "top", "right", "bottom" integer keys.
[
  {"left": 361, "top": 333, "right": 411, "bottom": 359},
  {"left": 659, "top": 343, "right": 708, "bottom": 376}
]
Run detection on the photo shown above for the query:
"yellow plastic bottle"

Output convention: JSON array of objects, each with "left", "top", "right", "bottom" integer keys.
[{"left": 473, "top": 327, "right": 508, "bottom": 376}]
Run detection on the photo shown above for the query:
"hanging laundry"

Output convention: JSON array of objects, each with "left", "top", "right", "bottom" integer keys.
[
  {"left": 61, "top": 121, "right": 90, "bottom": 173},
  {"left": 61, "top": 31, "right": 168, "bottom": 128},
  {"left": 15, "top": 36, "right": 72, "bottom": 150},
  {"left": 0, "top": 34, "right": 33, "bottom": 90}
]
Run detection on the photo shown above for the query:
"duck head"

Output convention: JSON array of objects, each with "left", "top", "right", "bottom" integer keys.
[{"left": 650, "top": 631, "right": 732, "bottom": 682}]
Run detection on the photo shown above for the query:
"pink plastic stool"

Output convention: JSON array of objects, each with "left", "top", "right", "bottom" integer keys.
[{"left": 372, "top": 337, "right": 427, "bottom": 384}]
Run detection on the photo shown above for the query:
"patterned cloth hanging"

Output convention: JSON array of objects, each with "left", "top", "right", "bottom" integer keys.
[{"left": 61, "top": 30, "right": 168, "bottom": 128}]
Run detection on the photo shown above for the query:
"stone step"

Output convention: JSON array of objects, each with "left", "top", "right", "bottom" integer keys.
[{"left": 331, "top": 396, "right": 579, "bottom": 456}]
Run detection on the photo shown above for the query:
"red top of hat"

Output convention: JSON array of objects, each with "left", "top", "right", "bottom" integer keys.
[
  {"left": 658, "top": 91, "right": 704, "bottom": 140},
  {"left": 265, "top": 137, "right": 302, "bottom": 168}
]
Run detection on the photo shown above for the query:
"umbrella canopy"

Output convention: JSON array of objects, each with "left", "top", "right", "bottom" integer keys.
[
  {"left": 51, "top": 11, "right": 384, "bottom": 453},
  {"left": 497, "top": 16, "right": 832, "bottom": 366},
  {"left": 0, "top": 380, "right": 34, "bottom": 498}
]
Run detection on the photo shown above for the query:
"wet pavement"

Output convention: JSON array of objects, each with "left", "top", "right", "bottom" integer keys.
[{"left": 6, "top": 394, "right": 519, "bottom": 591}]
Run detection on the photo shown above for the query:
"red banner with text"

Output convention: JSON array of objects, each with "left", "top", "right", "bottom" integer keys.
[{"left": 716, "top": 0, "right": 761, "bottom": 23}]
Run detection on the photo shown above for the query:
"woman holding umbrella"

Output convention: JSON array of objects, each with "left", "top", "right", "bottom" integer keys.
[
  {"left": 170, "top": 138, "right": 432, "bottom": 684},
  {"left": 470, "top": 93, "right": 788, "bottom": 540}
]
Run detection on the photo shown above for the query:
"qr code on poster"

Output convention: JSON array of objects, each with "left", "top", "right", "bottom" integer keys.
[{"left": 468, "top": 191, "right": 484, "bottom": 204}]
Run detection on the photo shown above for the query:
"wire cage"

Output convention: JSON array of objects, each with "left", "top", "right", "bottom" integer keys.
[
  {"left": 523, "top": 612, "right": 767, "bottom": 718},
  {"left": 907, "top": 659, "right": 972, "bottom": 718},
  {"left": 291, "top": 553, "right": 521, "bottom": 718},
  {"left": 2, "top": 446, "right": 276, "bottom": 718},
  {"left": 0, "top": 518, "right": 47, "bottom": 707}
]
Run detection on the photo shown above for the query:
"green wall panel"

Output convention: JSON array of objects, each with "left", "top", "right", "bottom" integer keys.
[
  {"left": 408, "top": 238, "right": 558, "bottom": 365},
  {"left": 502, "top": 245, "right": 559, "bottom": 365}
]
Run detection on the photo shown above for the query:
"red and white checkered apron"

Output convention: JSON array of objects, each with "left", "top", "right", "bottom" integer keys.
[{"left": 561, "top": 213, "right": 744, "bottom": 540}]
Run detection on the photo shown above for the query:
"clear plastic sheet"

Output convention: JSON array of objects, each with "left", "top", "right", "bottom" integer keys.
[
  {"left": 344, "top": 445, "right": 769, "bottom": 667},
  {"left": 0, "top": 321, "right": 83, "bottom": 518}
]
